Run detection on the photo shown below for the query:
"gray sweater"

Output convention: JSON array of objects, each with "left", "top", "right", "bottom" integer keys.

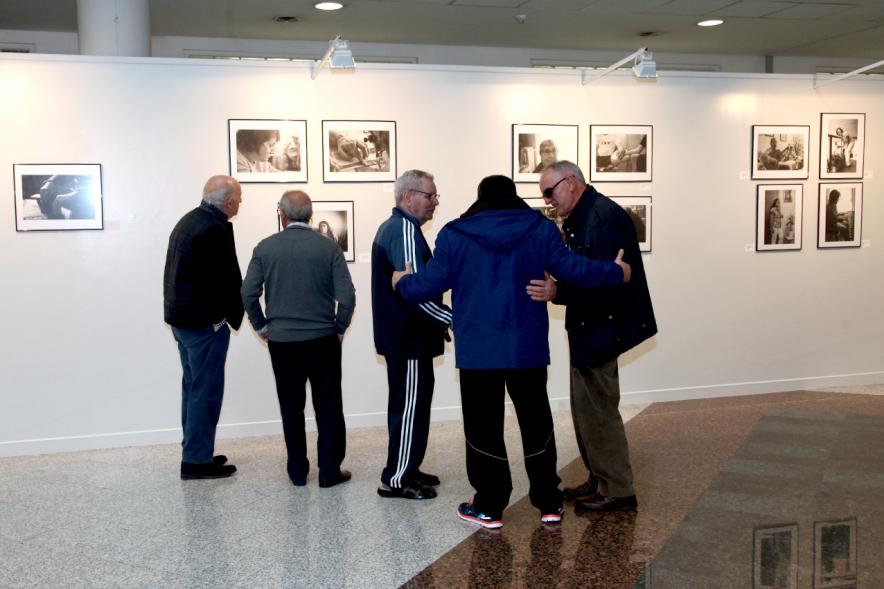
[{"left": 241, "top": 224, "right": 356, "bottom": 342}]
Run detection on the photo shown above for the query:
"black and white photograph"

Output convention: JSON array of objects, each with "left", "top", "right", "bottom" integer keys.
[
  {"left": 314, "top": 201, "right": 355, "bottom": 262},
  {"left": 818, "top": 183, "right": 862, "bottom": 248},
  {"left": 512, "top": 124, "right": 578, "bottom": 183},
  {"left": 13, "top": 164, "right": 103, "bottom": 231},
  {"left": 523, "top": 197, "right": 562, "bottom": 227},
  {"left": 322, "top": 120, "right": 396, "bottom": 182},
  {"left": 753, "top": 524, "right": 799, "bottom": 589},
  {"left": 752, "top": 125, "right": 810, "bottom": 180},
  {"left": 814, "top": 518, "right": 857, "bottom": 589},
  {"left": 590, "top": 125, "right": 652, "bottom": 182},
  {"left": 228, "top": 119, "right": 308, "bottom": 183},
  {"left": 756, "top": 184, "right": 802, "bottom": 251},
  {"left": 820, "top": 113, "right": 865, "bottom": 179},
  {"left": 611, "top": 196, "right": 652, "bottom": 252}
]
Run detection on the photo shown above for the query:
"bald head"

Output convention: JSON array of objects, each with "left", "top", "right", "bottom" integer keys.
[
  {"left": 202, "top": 175, "right": 242, "bottom": 218},
  {"left": 279, "top": 190, "right": 312, "bottom": 224}
]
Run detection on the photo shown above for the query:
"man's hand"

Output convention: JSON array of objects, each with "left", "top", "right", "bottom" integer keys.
[
  {"left": 615, "top": 249, "right": 631, "bottom": 283},
  {"left": 391, "top": 261, "right": 413, "bottom": 289},
  {"left": 526, "top": 271, "right": 557, "bottom": 302},
  {"left": 258, "top": 326, "right": 269, "bottom": 342}
]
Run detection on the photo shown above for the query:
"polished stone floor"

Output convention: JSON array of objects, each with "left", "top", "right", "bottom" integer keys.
[{"left": 1, "top": 386, "right": 882, "bottom": 588}]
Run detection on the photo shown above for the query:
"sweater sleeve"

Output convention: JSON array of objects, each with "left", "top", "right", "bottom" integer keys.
[
  {"left": 240, "top": 246, "right": 268, "bottom": 332},
  {"left": 332, "top": 248, "right": 356, "bottom": 335}
]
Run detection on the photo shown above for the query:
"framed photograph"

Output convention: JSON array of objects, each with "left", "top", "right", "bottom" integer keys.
[
  {"left": 590, "top": 125, "right": 652, "bottom": 182},
  {"left": 523, "top": 197, "right": 562, "bottom": 226},
  {"left": 228, "top": 119, "right": 307, "bottom": 183},
  {"left": 752, "top": 125, "right": 810, "bottom": 179},
  {"left": 322, "top": 120, "right": 396, "bottom": 182},
  {"left": 13, "top": 164, "right": 103, "bottom": 231},
  {"left": 756, "top": 185, "right": 802, "bottom": 251},
  {"left": 813, "top": 518, "right": 857, "bottom": 588},
  {"left": 610, "top": 196, "right": 652, "bottom": 252},
  {"left": 753, "top": 524, "right": 798, "bottom": 589},
  {"left": 820, "top": 113, "right": 865, "bottom": 179},
  {"left": 314, "top": 201, "right": 355, "bottom": 262},
  {"left": 818, "top": 183, "right": 862, "bottom": 248},
  {"left": 512, "top": 124, "right": 578, "bottom": 183}
]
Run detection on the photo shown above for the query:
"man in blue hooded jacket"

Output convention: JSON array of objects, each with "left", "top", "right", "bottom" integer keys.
[{"left": 393, "top": 175, "right": 630, "bottom": 528}]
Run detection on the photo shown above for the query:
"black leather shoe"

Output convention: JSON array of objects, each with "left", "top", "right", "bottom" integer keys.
[
  {"left": 575, "top": 494, "right": 638, "bottom": 512},
  {"left": 318, "top": 470, "right": 352, "bottom": 488},
  {"left": 377, "top": 482, "right": 437, "bottom": 500},
  {"left": 412, "top": 470, "right": 441, "bottom": 487},
  {"left": 212, "top": 455, "right": 228, "bottom": 465},
  {"left": 181, "top": 461, "right": 237, "bottom": 480},
  {"left": 563, "top": 479, "right": 598, "bottom": 500}
]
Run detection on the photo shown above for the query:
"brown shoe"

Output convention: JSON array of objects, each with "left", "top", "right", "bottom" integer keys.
[
  {"left": 562, "top": 479, "right": 599, "bottom": 500},
  {"left": 575, "top": 494, "right": 638, "bottom": 512}
]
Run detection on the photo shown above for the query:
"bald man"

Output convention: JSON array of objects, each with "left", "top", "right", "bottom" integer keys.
[
  {"left": 242, "top": 190, "right": 356, "bottom": 488},
  {"left": 164, "top": 175, "right": 244, "bottom": 480}
]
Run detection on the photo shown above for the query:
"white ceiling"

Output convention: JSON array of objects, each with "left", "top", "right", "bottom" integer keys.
[{"left": 2, "top": 0, "right": 883, "bottom": 58}]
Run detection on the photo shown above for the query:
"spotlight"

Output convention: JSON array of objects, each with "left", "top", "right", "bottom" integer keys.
[
  {"left": 632, "top": 49, "right": 657, "bottom": 78},
  {"left": 311, "top": 35, "right": 356, "bottom": 79}
]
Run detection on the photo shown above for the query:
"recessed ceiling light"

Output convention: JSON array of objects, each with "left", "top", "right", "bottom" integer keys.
[
  {"left": 315, "top": 2, "right": 344, "bottom": 10},
  {"left": 697, "top": 19, "right": 724, "bottom": 27}
]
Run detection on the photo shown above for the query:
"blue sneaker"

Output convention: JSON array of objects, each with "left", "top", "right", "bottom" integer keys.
[{"left": 457, "top": 500, "right": 503, "bottom": 529}]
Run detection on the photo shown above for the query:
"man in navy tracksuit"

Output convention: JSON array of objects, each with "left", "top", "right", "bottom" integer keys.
[
  {"left": 393, "top": 175, "right": 630, "bottom": 528},
  {"left": 372, "top": 169, "right": 453, "bottom": 500}
]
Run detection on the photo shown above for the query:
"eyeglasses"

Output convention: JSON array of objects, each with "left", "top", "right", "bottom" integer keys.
[
  {"left": 541, "top": 175, "right": 571, "bottom": 198},
  {"left": 412, "top": 189, "right": 440, "bottom": 201}
]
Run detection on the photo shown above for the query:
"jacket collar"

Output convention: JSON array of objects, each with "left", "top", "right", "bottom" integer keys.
[
  {"left": 200, "top": 200, "right": 229, "bottom": 221},
  {"left": 562, "top": 185, "right": 598, "bottom": 232},
  {"left": 392, "top": 206, "right": 420, "bottom": 226}
]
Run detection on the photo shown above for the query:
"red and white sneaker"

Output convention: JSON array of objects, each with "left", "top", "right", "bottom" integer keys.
[
  {"left": 457, "top": 500, "right": 503, "bottom": 529},
  {"left": 540, "top": 506, "right": 565, "bottom": 523}
]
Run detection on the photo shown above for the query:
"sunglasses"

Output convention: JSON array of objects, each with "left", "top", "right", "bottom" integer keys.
[{"left": 541, "top": 175, "right": 571, "bottom": 198}]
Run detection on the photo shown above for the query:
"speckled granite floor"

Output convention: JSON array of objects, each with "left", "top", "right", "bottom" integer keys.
[{"left": 0, "top": 387, "right": 881, "bottom": 588}]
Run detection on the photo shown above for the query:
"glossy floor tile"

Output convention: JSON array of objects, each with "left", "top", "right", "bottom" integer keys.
[{"left": 1, "top": 387, "right": 881, "bottom": 588}]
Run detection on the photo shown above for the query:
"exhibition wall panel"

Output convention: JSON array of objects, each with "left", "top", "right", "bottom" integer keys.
[{"left": 0, "top": 54, "right": 881, "bottom": 455}]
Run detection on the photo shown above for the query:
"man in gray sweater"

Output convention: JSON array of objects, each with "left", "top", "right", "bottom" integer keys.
[{"left": 242, "top": 190, "right": 356, "bottom": 488}]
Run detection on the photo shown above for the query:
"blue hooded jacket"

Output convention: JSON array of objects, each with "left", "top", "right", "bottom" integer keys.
[{"left": 395, "top": 208, "right": 624, "bottom": 369}]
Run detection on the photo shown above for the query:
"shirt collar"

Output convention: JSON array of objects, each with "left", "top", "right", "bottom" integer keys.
[{"left": 200, "top": 201, "right": 229, "bottom": 220}]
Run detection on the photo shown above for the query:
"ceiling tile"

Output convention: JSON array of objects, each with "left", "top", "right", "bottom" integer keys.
[
  {"left": 764, "top": 2, "right": 857, "bottom": 19},
  {"left": 710, "top": 1, "right": 798, "bottom": 18},
  {"left": 644, "top": 0, "right": 739, "bottom": 15}
]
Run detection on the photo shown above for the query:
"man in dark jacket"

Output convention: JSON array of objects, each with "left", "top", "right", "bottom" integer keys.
[
  {"left": 164, "top": 175, "right": 244, "bottom": 480},
  {"left": 372, "top": 169, "right": 452, "bottom": 500},
  {"left": 529, "top": 161, "right": 657, "bottom": 512},
  {"left": 394, "top": 175, "right": 630, "bottom": 528}
]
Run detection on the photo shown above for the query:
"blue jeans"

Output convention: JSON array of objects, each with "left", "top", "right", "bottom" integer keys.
[{"left": 172, "top": 324, "right": 230, "bottom": 464}]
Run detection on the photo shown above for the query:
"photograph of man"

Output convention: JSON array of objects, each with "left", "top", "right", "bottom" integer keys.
[
  {"left": 519, "top": 138, "right": 558, "bottom": 173},
  {"left": 393, "top": 174, "right": 631, "bottom": 528},
  {"left": 758, "top": 134, "right": 804, "bottom": 171},
  {"left": 241, "top": 190, "right": 355, "bottom": 488},
  {"left": 372, "top": 169, "right": 452, "bottom": 500},
  {"left": 528, "top": 161, "right": 657, "bottom": 513},
  {"left": 163, "top": 175, "right": 244, "bottom": 480},
  {"left": 824, "top": 119, "right": 860, "bottom": 174}
]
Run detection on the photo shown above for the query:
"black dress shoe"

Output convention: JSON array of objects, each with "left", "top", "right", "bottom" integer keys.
[
  {"left": 563, "top": 479, "right": 598, "bottom": 500},
  {"left": 575, "top": 494, "right": 638, "bottom": 512},
  {"left": 377, "top": 482, "right": 437, "bottom": 500},
  {"left": 181, "top": 461, "right": 237, "bottom": 480},
  {"left": 412, "top": 470, "right": 441, "bottom": 487},
  {"left": 213, "top": 455, "right": 228, "bottom": 465},
  {"left": 318, "top": 470, "right": 352, "bottom": 488}
]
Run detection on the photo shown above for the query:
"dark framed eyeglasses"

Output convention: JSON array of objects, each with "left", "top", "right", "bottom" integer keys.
[
  {"left": 541, "top": 175, "right": 571, "bottom": 199},
  {"left": 412, "top": 189, "right": 440, "bottom": 201}
]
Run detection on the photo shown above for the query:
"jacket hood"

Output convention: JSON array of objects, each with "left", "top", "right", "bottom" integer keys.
[{"left": 446, "top": 208, "right": 547, "bottom": 252}]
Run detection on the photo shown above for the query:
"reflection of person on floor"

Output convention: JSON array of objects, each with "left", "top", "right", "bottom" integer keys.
[
  {"left": 825, "top": 189, "right": 851, "bottom": 241},
  {"left": 769, "top": 198, "right": 783, "bottom": 244},
  {"left": 236, "top": 129, "right": 280, "bottom": 173}
]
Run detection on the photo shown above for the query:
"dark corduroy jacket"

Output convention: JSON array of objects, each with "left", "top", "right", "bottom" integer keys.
[{"left": 163, "top": 202, "right": 244, "bottom": 330}]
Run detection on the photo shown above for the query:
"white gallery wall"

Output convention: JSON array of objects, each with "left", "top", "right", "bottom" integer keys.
[{"left": 0, "top": 53, "right": 881, "bottom": 456}]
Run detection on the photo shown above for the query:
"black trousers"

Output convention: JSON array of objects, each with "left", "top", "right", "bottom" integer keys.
[
  {"left": 268, "top": 334, "right": 346, "bottom": 483},
  {"left": 381, "top": 355, "right": 434, "bottom": 488},
  {"left": 460, "top": 367, "right": 562, "bottom": 519}
]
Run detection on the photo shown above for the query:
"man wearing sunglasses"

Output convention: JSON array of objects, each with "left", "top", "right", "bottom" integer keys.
[
  {"left": 372, "top": 169, "right": 453, "bottom": 500},
  {"left": 528, "top": 161, "right": 657, "bottom": 513}
]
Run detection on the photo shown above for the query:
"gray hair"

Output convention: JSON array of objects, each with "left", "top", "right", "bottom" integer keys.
[
  {"left": 394, "top": 169, "right": 434, "bottom": 205},
  {"left": 279, "top": 190, "right": 312, "bottom": 223},
  {"left": 546, "top": 160, "right": 586, "bottom": 184},
  {"left": 202, "top": 182, "right": 236, "bottom": 207}
]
